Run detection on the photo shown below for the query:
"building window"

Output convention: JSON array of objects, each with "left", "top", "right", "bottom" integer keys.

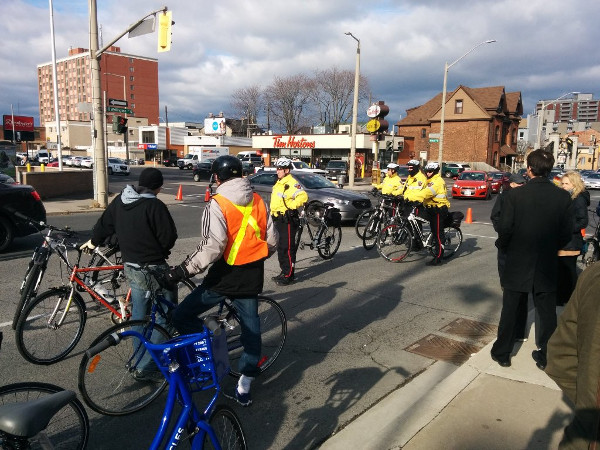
[
  {"left": 454, "top": 100, "right": 463, "bottom": 114},
  {"left": 130, "top": 76, "right": 134, "bottom": 81},
  {"left": 130, "top": 103, "right": 135, "bottom": 108},
  {"left": 421, "top": 128, "right": 426, "bottom": 138},
  {"left": 142, "top": 130, "right": 155, "bottom": 144},
  {"left": 130, "top": 94, "right": 134, "bottom": 100},
  {"left": 129, "top": 67, "right": 134, "bottom": 72},
  {"left": 129, "top": 57, "right": 134, "bottom": 63},
  {"left": 495, "top": 125, "right": 500, "bottom": 142},
  {"left": 130, "top": 85, "right": 134, "bottom": 91}
]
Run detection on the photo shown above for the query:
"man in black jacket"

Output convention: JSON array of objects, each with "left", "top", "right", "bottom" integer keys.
[
  {"left": 80, "top": 167, "right": 177, "bottom": 380},
  {"left": 490, "top": 150, "right": 573, "bottom": 369}
]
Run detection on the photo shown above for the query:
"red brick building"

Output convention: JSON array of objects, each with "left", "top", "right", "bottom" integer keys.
[
  {"left": 37, "top": 46, "right": 159, "bottom": 126},
  {"left": 397, "top": 85, "right": 522, "bottom": 169}
]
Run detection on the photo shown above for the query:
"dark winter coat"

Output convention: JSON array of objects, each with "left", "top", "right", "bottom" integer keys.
[{"left": 562, "top": 190, "right": 590, "bottom": 252}]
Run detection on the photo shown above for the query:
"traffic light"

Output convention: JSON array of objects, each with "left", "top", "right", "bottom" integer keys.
[
  {"left": 385, "top": 141, "right": 393, "bottom": 151},
  {"left": 112, "top": 115, "right": 119, "bottom": 133},
  {"left": 565, "top": 137, "right": 574, "bottom": 153},
  {"left": 398, "top": 141, "right": 404, "bottom": 152},
  {"left": 116, "top": 116, "right": 128, "bottom": 134},
  {"left": 157, "top": 11, "right": 173, "bottom": 52}
]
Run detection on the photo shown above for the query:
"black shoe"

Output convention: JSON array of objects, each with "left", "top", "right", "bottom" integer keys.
[
  {"left": 532, "top": 350, "right": 547, "bottom": 370},
  {"left": 490, "top": 351, "right": 511, "bottom": 367},
  {"left": 224, "top": 387, "right": 252, "bottom": 407},
  {"left": 276, "top": 276, "right": 295, "bottom": 286},
  {"left": 426, "top": 258, "right": 441, "bottom": 266},
  {"left": 271, "top": 273, "right": 284, "bottom": 281}
]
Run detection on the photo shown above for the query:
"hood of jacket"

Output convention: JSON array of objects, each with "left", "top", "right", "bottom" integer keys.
[
  {"left": 214, "top": 177, "right": 254, "bottom": 205},
  {"left": 120, "top": 184, "right": 157, "bottom": 210}
]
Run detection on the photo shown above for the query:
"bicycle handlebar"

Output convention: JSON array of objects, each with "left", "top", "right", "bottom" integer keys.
[
  {"left": 85, "top": 332, "right": 120, "bottom": 357},
  {"left": 8, "top": 207, "right": 75, "bottom": 236}
]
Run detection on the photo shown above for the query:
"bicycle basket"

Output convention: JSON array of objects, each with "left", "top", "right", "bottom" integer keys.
[
  {"left": 146, "top": 330, "right": 230, "bottom": 392},
  {"left": 445, "top": 211, "right": 464, "bottom": 227},
  {"left": 325, "top": 207, "right": 342, "bottom": 226}
]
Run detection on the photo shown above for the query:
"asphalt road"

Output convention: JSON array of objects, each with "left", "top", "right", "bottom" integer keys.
[{"left": 1, "top": 171, "right": 599, "bottom": 449}]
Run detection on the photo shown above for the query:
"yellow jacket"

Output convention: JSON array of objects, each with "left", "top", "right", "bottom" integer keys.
[
  {"left": 373, "top": 172, "right": 403, "bottom": 195},
  {"left": 270, "top": 173, "right": 308, "bottom": 215},
  {"left": 392, "top": 171, "right": 427, "bottom": 196},
  {"left": 405, "top": 173, "right": 450, "bottom": 208}
]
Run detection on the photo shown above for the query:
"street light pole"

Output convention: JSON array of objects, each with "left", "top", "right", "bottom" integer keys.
[
  {"left": 535, "top": 91, "right": 580, "bottom": 150},
  {"left": 345, "top": 32, "right": 360, "bottom": 188},
  {"left": 438, "top": 39, "right": 496, "bottom": 165}
]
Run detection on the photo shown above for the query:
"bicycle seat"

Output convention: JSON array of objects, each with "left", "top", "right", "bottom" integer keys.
[{"left": 0, "top": 390, "right": 76, "bottom": 438}]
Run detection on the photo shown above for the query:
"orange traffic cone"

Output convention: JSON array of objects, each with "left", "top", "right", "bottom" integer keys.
[
  {"left": 465, "top": 207, "right": 473, "bottom": 224},
  {"left": 175, "top": 184, "right": 183, "bottom": 201},
  {"left": 204, "top": 186, "right": 211, "bottom": 202}
]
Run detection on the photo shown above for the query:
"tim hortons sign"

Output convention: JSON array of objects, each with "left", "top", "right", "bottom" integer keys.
[{"left": 272, "top": 136, "right": 316, "bottom": 149}]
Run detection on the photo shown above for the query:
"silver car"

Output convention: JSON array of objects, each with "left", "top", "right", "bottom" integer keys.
[
  {"left": 248, "top": 171, "right": 372, "bottom": 221},
  {"left": 582, "top": 172, "right": 600, "bottom": 189}
]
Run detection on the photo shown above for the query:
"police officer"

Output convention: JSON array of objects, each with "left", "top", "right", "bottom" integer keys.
[
  {"left": 270, "top": 157, "right": 308, "bottom": 285},
  {"left": 406, "top": 162, "right": 450, "bottom": 265},
  {"left": 395, "top": 159, "right": 427, "bottom": 196},
  {"left": 372, "top": 163, "right": 403, "bottom": 195}
]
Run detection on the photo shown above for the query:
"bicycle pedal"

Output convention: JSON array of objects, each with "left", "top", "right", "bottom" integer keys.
[{"left": 299, "top": 242, "right": 305, "bottom": 250}]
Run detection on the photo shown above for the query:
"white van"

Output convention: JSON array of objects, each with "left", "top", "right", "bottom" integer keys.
[
  {"left": 36, "top": 150, "right": 53, "bottom": 164},
  {"left": 236, "top": 151, "right": 263, "bottom": 165}
]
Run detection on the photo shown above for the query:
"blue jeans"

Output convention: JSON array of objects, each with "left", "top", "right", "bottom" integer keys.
[
  {"left": 124, "top": 263, "right": 177, "bottom": 372},
  {"left": 172, "top": 286, "right": 261, "bottom": 377}
]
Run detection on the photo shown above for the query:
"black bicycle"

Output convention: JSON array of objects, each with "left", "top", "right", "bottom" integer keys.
[
  {"left": 295, "top": 201, "right": 342, "bottom": 259},
  {"left": 582, "top": 208, "right": 600, "bottom": 267}
]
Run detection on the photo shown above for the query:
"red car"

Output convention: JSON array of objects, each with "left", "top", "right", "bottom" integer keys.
[
  {"left": 451, "top": 170, "right": 493, "bottom": 200},
  {"left": 489, "top": 172, "right": 510, "bottom": 193}
]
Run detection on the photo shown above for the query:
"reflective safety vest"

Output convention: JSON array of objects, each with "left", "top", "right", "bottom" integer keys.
[{"left": 212, "top": 193, "right": 268, "bottom": 265}]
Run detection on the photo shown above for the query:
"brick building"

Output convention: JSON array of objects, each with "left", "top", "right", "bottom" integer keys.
[
  {"left": 397, "top": 85, "right": 522, "bottom": 169},
  {"left": 37, "top": 46, "right": 159, "bottom": 126}
]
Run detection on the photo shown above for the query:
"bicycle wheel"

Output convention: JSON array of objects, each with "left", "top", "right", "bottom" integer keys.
[
  {"left": 377, "top": 223, "right": 412, "bottom": 262},
  {"left": 0, "top": 382, "right": 89, "bottom": 450},
  {"left": 213, "top": 296, "right": 286, "bottom": 378},
  {"left": 362, "top": 213, "right": 382, "bottom": 250},
  {"left": 201, "top": 405, "right": 247, "bottom": 450},
  {"left": 317, "top": 224, "right": 342, "bottom": 259},
  {"left": 294, "top": 223, "right": 304, "bottom": 250},
  {"left": 15, "top": 288, "right": 86, "bottom": 365},
  {"left": 354, "top": 208, "right": 375, "bottom": 239},
  {"left": 13, "top": 262, "right": 44, "bottom": 330},
  {"left": 441, "top": 226, "right": 463, "bottom": 259},
  {"left": 78, "top": 320, "right": 171, "bottom": 416}
]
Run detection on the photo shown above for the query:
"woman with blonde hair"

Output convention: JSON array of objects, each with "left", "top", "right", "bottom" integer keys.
[{"left": 557, "top": 171, "right": 590, "bottom": 306}]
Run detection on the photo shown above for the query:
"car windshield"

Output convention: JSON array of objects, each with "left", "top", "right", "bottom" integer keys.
[
  {"left": 295, "top": 173, "right": 335, "bottom": 189},
  {"left": 292, "top": 161, "right": 310, "bottom": 169},
  {"left": 459, "top": 172, "right": 485, "bottom": 181},
  {"left": 397, "top": 167, "right": 409, "bottom": 177},
  {"left": 491, "top": 173, "right": 504, "bottom": 180},
  {"left": 587, "top": 173, "right": 600, "bottom": 180},
  {"left": 327, "top": 161, "right": 346, "bottom": 169},
  {"left": 183, "top": 154, "right": 193, "bottom": 159}
]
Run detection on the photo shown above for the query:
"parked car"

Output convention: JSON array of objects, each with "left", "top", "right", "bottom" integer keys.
[
  {"left": 262, "top": 160, "right": 328, "bottom": 176},
  {"left": 582, "top": 172, "right": 600, "bottom": 190},
  {"left": 192, "top": 161, "right": 213, "bottom": 182},
  {"left": 163, "top": 155, "right": 178, "bottom": 167},
  {"left": 380, "top": 165, "right": 410, "bottom": 183},
  {"left": 548, "top": 167, "right": 564, "bottom": 186},
  {"left": 442, "top": 163, "right": 468, "bottom": 178},
  {"left": 248, "top": 171, "right": 372, "bottom": 221},
  {"left": 107, "top": 157, "right": 130, "bottom": 175},
  {"left": 489, "top": 172, "right": 511, "bottom": 193},
  {"left": 62, "top": 155, "right": 74, "bottom": 166},
  {"left": 0, "top": 171, "right": 17, "bottom": 185},
  {"left": 80, "top": 157, "right": 93, "bottom": 168},
  {"left": 325, "top": 160, "right": 349, "bottom": 181},
  {"left": 242, "top": 161, "right": 255, "bottom": 176},
  {"left": 0, "top": 180, "right": 46, "bottom": 252},
  {"left": 71, "top": 156, "right": 83, "bottom": 167},
  {"left": 451, "top": 170, "right": 493, "bottom": 200}
]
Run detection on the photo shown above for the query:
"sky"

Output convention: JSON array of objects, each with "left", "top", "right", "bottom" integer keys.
[{"left": 2, "top": 0, "right": 600, "bottom": 128}]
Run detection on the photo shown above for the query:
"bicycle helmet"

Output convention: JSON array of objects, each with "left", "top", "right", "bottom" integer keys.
[
  {"left": 387, "top": 163, "right": 399, "bottom": 173},
  {"left": 275, "top": 158, "right": 293, "bottom": 169},
  {"left": 407, "top": 159, "right": 420, "bottom": 176},
  {"left": 211, "top": 155, "right": 243, "bottom": 181},
  {"left": 424, "top": 161, "right": 440, "bottom": 176}
]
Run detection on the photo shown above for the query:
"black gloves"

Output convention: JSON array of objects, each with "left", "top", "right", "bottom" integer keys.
[
  {"left": 371, "top": 187, "right": 378, "bottom": 195},
  {"left": 166, "top": 264, "right": 189, "bottom": 284}
]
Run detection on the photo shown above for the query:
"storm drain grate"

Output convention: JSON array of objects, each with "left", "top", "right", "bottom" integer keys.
[
  {"left": 404, "top": 334, "right": 483, "bottom": 365},
  {"left": 440, "top": 318, "right": 497, "bottom": 343}
]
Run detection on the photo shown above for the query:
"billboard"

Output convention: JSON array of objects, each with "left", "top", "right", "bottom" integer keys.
[
  {"left": 204, "top": 117, "right": 226, "bottom": 135},
  {"left": 3, "top": 115, "right": 35, "bottom": 142}
]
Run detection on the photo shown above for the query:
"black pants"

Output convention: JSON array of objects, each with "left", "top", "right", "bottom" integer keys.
[
  {"left": 422, "top": 206, "right": 448, "bottom": 261},
  {"left": 274, "top": 217, "right": 298, "bottom": 279},
  {"left": 557, "top": 255, "right": 578, "bottom": 306}
]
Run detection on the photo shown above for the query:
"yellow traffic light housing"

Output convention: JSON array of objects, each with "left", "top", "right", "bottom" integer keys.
[{"left": 157, "top": 11, "right": 172, "bottom": 52}]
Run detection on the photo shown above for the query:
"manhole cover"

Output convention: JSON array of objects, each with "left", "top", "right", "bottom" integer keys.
[
  {"left": 405, "top": 334, "right": 482, "bottom": 365},
  {"left": 440, "top": 318, "right": 497, "bottom": 343}
]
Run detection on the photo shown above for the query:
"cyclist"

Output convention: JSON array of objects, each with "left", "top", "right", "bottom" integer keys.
[
  {"left": 372, "top": 163, "right": 403, "bottom": 195},
  {"left": 405, "top": 161, "right": 450, "bottom": 265},
  {"left": 167, "top": 155, "right": 278, "bottom": 407},
  {"left": 80, "top": 167, "right": 178, "bottom": 380},
  {"left": 270, "top": 157, "right": 308, "bottom": 286},
  {"left": 395, "top": 159, "right": 427, "bottom": 196}
]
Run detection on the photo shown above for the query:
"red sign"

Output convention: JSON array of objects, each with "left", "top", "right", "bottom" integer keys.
[
  {"left": 272, "top": 136, "right": 316, "bottom": 149},
  {"left": 3, "top": 115, "right": 34, "bottom": 132}
]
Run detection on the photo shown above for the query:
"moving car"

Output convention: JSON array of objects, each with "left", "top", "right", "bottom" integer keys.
[
  {"left": 248, "top": 171, "right": 372, "bottom": 221},
  {"left": 582, "top": 172, "right": 600, "bottom": 190},
  {"left": 0, "top": 179, "right": 46, "bottom": 252},
  {"left": 107, "top": 157, "right": 130, "bottom": 175},
  {"left": 192, "top": 161, "right": 213, "bottom": 182},
  {"left": 451, "top": 170, "right": 493, "bottom": 200},
  {"left": 163, "top": 155, "right": 179, "bottom": 167},
  {"left": 489, "top": 172, "right": 510, "bottom": 193}
]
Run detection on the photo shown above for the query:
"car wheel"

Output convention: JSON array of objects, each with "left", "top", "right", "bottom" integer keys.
[
  {"left": 187, "top": 164, "right": 193, "bottom": 170},
  {"left": 179, "top": 165, "right": 183, "bottom": 170},
  {"left": 108, "top": 167, "right": 113, "bottom": 175},
  {"left": 444, "top": 171, "right": 453, "bottom": 178},
  {"left": 193, "top": 173, "right": 200, "bottom": 182},
  {"left": 0, "top": 216, "right": 14, "bottom": 253}
]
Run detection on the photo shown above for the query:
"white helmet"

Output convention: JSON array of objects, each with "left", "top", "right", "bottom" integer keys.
[
  {"left": 276, "top": 158, "right": 293, "bottom": 169},
  {"left": 387, "top": 163, "right": 400, "bottom": 170},
  {"left": 424, "top": 162, "right": 440, "bottom": 175},
  {"left": 407, "top": 159, "right": 420, "bottom": 167}
]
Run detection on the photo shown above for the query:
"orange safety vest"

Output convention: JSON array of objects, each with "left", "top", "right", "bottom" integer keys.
[{"left": 212, "top": 193, "right": 268, "bottom": 265}]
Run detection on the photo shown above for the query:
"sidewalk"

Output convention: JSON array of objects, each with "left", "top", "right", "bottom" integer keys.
[{"left": 320, "top": 308, "right": 572, "bottom": 449}]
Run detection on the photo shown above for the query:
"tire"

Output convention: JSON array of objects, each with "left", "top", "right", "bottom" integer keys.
[
  {"left": 108, "top": 167, "right": 113, "bottom": 175},
  {"left": 294, "top": 223, "right": 304, "bottom": 250},
  {"left": 444, "top": 171, "right": 453, "bottom": 178},
  {"left": 194, "top": 173, "right": 201, "bottom": 182},
  {"left": 441, "top": 226, "right": 463, "bottom": 259},
  {"left": 13, "top": 262, "right": 45, "bottom": 330},
  {"left": 205, "top": 296, "right": 286, "bottom": 378},
  {"left": 0, "top": 382, "right": 89, "bottom": 450},
  {"left": 377, "top": 223, "right": 412, "bottom": 262},
  {"left": 354, "top": 208, "right": 375, "bottom": 239},
  {"left": 187, "top": 163, "right": 193, "bottom": 170},
  {"left": 179, "top": 165, "right": 184, "bottom": 170},
  {"left": 582, "top": 238, "right": 600, "bottom": 267},
  {"left": 78, "top": 320, "right": 172, "bottom": 416},
  {"left": 317, "top": 224, "right": 342, "bottom": 259},
  {"left": 362, "top": 214, "right": 382, "bottom": 250},
  {"left": 0, "top": 215, "right": 14, "bottom": 253},
  {"left": 201, "top": 405, "right": 248, "bottom": 450},
  {"left": 15, "top": 288, "right": 87, "bottom": 365}
]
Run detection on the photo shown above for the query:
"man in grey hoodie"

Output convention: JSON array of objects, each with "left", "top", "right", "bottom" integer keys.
[{"left": 168, "top": 155, "right": 278, "bottom": 407}]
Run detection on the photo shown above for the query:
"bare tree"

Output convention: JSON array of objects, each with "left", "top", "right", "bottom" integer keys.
[
  {"left": 310, "top": 67, "right": 370, "bottom": 131},
  {"left": 264, "top": 74, "right": 313, "bottom": 134},
  {"left": 230, "top": 85, "right": 263, "bottom": 134}
]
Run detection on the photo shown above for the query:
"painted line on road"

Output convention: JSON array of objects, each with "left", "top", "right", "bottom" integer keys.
[
  {"left": 0, "top": 320, "right": 13, "bottom": 328},
  {"left": 462, "top": 232, "right": 496, "bottom": 239}
]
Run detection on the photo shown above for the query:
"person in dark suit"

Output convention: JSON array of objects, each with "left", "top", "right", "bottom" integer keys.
[{"left": 490, "top": 149, "right": 573, "bottom": 368}]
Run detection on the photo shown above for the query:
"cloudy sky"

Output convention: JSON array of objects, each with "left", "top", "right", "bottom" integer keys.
[{"left": 2, "top": 0, "right": 600, "bottom": 128}]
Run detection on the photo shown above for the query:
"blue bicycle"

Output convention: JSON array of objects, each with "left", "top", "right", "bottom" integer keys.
[{"left": 84, "top": 319, "right": 247, "bottom": 449}]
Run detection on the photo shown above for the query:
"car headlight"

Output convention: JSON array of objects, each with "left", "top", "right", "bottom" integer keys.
[
  {"left": 328, "top": 198, "right": 350, "bottom": 205},
  {"left": 479, "top": 184, "right": 487, "bottom": 189},
  {"left": 453, "top": 184, "right": 459, "bottom": 188}
]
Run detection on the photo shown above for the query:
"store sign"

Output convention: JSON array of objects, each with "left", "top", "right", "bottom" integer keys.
[
  {"left": 204, "top": 117, "right": 226, "bottom": 135},
  {"left": 138, "top": 143, "right": 158, "bottom": 150},
  {"left": 3, "top": 115, "right": 34, "bottom": 131},
  {"left": 272, "top": 136, "right": 316, "bottom": 149}
]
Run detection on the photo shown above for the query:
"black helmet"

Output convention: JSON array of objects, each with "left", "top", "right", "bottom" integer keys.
[{"left": 211, "top": 155, "right": 243, "bottom": 181}]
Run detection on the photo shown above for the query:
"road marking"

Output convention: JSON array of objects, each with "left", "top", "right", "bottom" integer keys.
[{"left": 462, "top": 233, "right": 496, "bottom": 239}]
